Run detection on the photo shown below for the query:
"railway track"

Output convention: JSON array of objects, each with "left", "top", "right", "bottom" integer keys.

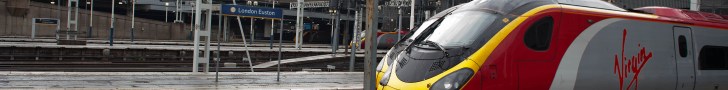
[
  {"left": 0, "top": 39, "right": 381, "bottom": 72},
  {"left": 0, "top": 52, "right": 370, "bottom": 72},
  {"left": 0, "top": 59, "right": 365, "bottom": 72}
]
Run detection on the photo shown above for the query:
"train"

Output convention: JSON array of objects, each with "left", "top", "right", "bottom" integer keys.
[
  {"left": 376, "top": 0, "right": 728, "bottom": 90},
  {"left": 349, "top": 29, "right": 410, "bottom": 49}
]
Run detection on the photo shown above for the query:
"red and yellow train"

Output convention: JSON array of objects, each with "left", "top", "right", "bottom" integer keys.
[{"left": 376, "top": 0, "right": 728, "bottom": 90}]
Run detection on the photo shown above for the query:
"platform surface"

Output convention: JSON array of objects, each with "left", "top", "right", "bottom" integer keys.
[
  {"left": 0, "top": 71, "right": 363, "bottom": 90},
  {"left": 0, "top": 38, "right": 387, "bottom": 53}
]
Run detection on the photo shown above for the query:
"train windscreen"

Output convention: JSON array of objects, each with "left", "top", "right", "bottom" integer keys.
[
  {"left": 424, "top": 11, "right": 498, "bottom": 47},
  {"left": 395, "top": 10, "right": 501, "bottom": 82}
]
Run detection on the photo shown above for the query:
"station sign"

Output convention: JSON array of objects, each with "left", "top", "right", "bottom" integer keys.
[
  {"left": 222, "top": 5, "right": 283, "bottom": 19},
  {"left": 289, "top": 1, "right": 330, "bottom": 8},
  {"left": 304, "top": 23, "right": 312, "bottom": 30},
  {"left": 385, "top": 0, "right": 411, "bottom": 7},
  {"left": 33, "top": 18, "right": 59, "bottom": 25}
]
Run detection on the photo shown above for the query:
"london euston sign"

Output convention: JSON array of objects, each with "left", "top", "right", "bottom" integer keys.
[{"left": 222, "top": 5, "right": 283, "bottom": 19}]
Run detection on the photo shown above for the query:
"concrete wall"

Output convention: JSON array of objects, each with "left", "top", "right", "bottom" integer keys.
[{"left": 0, "top": 0, "right": 191, "bottom": 40}]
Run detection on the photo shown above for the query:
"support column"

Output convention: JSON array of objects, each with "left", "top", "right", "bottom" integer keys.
[
  {"left": 424, "top": 10, "right": 430, "bottom": 19},
  {"left": 397, "top": 7, "right": 402, "bottom": 41},
  {"left": 67, "top": 0, "right": 79, "bottom": 40},
  {"left": 330, "top": 13, "right": 335, "bottom": 54},
  {"left": 192, "top": 0, "right": 213, "bottom": 73},
  {"left": 350, "top": 10, "right": 361, "bottom": 72},
  {"left": 174, "top": 0, "right": 182, "bottom": 23},
  {"left": 88, "top": 0, "right": 93, "bottom": 38},
  {"left": 333, "top": 11, "right": 340, "bottom": 55},
  {"left": 250, "top": 18, "right": 254, "bottom": 43},
  {"left": 365, "top": 0, "right": 379, "bottom": 89},
  {"left": 409, "top": 0, "right": 415, "bottom": 30},
  {"left": 32, "top": 18, "right": 36, "bottom": 40},
  {"left": 277, "top": 18, "right": 284, "bottom": 82},
  {"left": 224, "top": 17, "right": 228, "bottom": 42},
  {"left": 216, "top": 6, "right": 223, "bottom": 82},
  {"left": 110, "top": 0, "right": 115, "bottom": 46},
  {"left": 131, "top": 0, "right": 135, "bottom": 42},
  {"left": 295, "top": 0, "right": 304, "bottom": 49},
  {"left": 690, "top": 0, "right": 700, "bottom": 11},
  {"left": 270, "top": 1, "right": 276, "bottom": 49}
]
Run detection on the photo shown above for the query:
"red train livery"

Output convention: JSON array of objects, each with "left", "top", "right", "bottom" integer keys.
[{"left": 376, "top": 0, "right": 728, "bottom": 90}]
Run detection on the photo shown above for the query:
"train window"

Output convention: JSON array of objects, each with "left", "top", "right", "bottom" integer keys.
[
  {"left": 524, "top": 16, "right": 554, "bottom": 51},
  {"left": 678, "top": 36, "right": 687, "bottom": 57},
  {"left": 699, "top": 46, "right": 728, "bottom": 70}
]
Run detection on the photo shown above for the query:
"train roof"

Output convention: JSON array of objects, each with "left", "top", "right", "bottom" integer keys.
[
  {"left": 457, "top": 0, "right": 728, "bottom": 29},
  {"left": 427, "top": 0, "right": 727, "bottom": 29},
  {"left": 452, "top": 0, "right": 624, "bottom": 15},
  {"left": 634, "top": 6, "right": 728, "bottom": 25}
]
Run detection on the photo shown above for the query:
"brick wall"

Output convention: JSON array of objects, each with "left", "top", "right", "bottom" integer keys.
[{"left": 0, "top": 0, "right": 192, "bottom": 40}]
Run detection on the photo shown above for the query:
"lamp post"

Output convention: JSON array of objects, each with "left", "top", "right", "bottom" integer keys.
[
  {"left": 397, "top": 7, "right": 402, "bottom": 41},
  {"left": 174, "top": 0, "right": 182, "bottom": 23},
  {"left": 165, "top": 2, "right": 169, "bottom": 23},
  {"left": 329, "top": 9, "right": 334, "bottom": 54},
  {"left": 131, "top": 0, "right": 135, "bottom": 42},
  {"left": 251, "top": 1, "right": 258, "bottom": 43},
  {"left": 51, "top": 1, "right": 61, "bottom": 40},
  {"left": 410, "top": 0, "right": 415, "bottom": 30},
  {"left": 330, "top": 0, "right": 344, "bottom": 54},
  {"left": 329, "top": 9, "right": 339, "bottom": 56},
  {"left": 246, "top": 1, "right": 258, "bottom": 44},
  {"left": 54, "top": 1, "right": 60, "bottom": 40},
  {"left": 173, "top": 0, "right": 177, "bottom": 23},
  {"left": 87, "top": 0, "right": 93, "bottom": 38},
  {"left": 294, "top": 0, "right": 303, "bottom": 49},
  {"left": 110, "top": 0, "right": 121, "bottom": 46},
  {"left": 270, "top": 0, "right": 276, "bottom": 49}
]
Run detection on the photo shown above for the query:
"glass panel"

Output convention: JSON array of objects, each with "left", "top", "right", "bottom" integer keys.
[{"left": 424, "top": 11, "right": 499, "bottom": 47}]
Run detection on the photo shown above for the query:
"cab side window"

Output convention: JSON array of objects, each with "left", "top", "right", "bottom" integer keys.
[
  {"left": 524, "top": 16, "right": 554, "bottom": 51},
  {"left": 699, "top": 46, "right": 728, "bottom": 70}
]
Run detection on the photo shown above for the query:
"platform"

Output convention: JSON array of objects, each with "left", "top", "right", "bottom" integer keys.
[
  {"left": 0, "top": 37, "right": 385, "bottom": 72},
  {"left": 0, "top": 38, "right": 386, "bottom": 53},
  {"left": 0, "top": 71, "right": 363, "bottom": 89},
  {"left": 0, "top": 38, "right": 346, "bottom": 49}
]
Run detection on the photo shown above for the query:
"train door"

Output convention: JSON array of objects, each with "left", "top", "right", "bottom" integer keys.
[
  {"left": 513, "top": 12, "right": 561, "bottom": 89},
  {"left": 674, "top": 26, "right": 695, "bottom": 90}
]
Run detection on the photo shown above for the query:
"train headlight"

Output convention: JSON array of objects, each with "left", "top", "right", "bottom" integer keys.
[
  {"left": 379, "top": 67, "right": 393, "bottom": 86},
  {"left": 430, "top": 68, "right": 473, "bottom": 90},
  {"left": 376, "top": 58, "right": 385, "bottom": 72}
]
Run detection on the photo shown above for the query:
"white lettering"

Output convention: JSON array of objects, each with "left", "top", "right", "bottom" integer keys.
[
  {"left": 229, "top": 6, "right": 279, "bottom": 17},
  {"left": 257, "top": 9, "right": 276, "bottom": 16},
  {"left": 238, "top": 8, "right": 257, "bottom": 14}
]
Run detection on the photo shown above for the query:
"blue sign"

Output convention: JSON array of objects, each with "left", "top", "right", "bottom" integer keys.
[
  {"left": 304, "top": 23, "right": 312, "bottom": 30},
  {"left": 222, "top": 5, "right": 283, "bottom": 19}
]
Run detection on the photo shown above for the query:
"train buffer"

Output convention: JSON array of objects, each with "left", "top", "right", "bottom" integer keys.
[{"left": 55, "top": 30, "right": 87, "bottom": 45}]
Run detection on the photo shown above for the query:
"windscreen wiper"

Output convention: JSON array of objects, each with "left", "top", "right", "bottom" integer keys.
[
  {"left": 422, "top": 40, "right": 449, "bottom": 57},
  {"left": 405, "top": 17, "right": 447, "bottom": 54}
]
